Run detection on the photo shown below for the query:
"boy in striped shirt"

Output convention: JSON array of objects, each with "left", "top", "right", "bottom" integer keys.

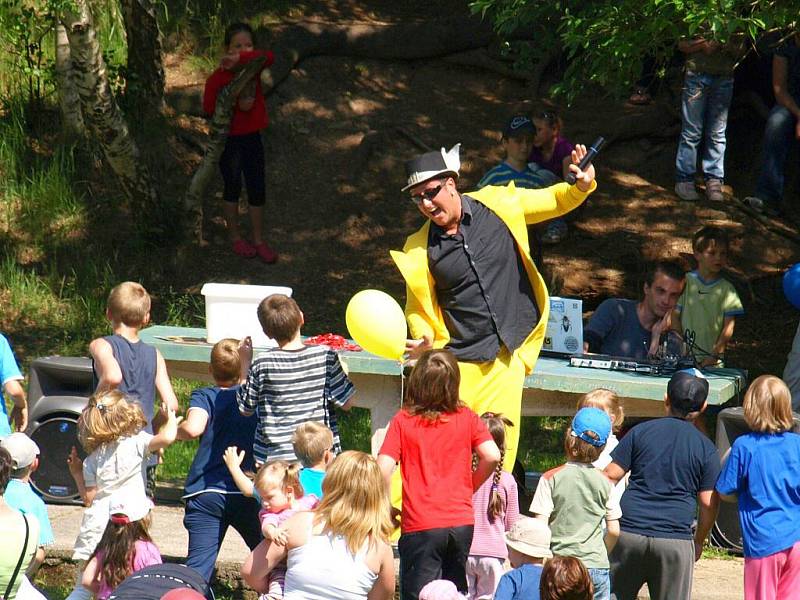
[{"left": 237, "top": 294, "right": 355, "bottom": 465}]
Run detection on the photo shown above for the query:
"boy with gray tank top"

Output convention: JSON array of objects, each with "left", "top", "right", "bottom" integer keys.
[{"left": 89, "top": 282, "right": 179, "bottom": 495}]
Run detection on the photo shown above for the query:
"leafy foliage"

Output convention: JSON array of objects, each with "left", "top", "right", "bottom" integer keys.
[{"left": 471, "top": 0, "right": 799, "bottom": 99}]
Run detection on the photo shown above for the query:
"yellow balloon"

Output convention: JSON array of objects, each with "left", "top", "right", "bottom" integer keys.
[{"left": 346, "top": 290, "right": 407, "bottom": 360}]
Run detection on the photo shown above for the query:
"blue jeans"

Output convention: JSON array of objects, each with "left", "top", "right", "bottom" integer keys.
[
  {"left": 755, "top": 104, "right": 798, "bottom": 206},
  {"left": 588, "top": 567, "right": 611, "bottom": 600},
  {"left": 183, "top": 492, "right": 263, "bottom": 583},
  {"left": 675, "top": 71, "right": 734, "bottom": 182}
]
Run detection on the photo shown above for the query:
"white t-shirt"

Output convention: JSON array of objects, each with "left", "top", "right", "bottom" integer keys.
[
  {"left": 73, "top": 431, "right": 153, "bottom": 560},
  {"left": 83, "top": 430, "right": 153, "bottom": 501}
]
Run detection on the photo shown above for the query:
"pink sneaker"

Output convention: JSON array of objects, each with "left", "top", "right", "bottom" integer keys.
[
  {"left": 255, "top": 242, "right": 279, "bottom": 264},
  {"left": 232, "top": 239, "right": 256, "bottom": 258}
]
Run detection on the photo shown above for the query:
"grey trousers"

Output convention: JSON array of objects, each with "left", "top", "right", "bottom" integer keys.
[{"left": 610, "top": 530, "right": 695, "bottom": 600}]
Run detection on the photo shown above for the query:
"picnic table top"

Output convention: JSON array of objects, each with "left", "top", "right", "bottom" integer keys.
[{"left": 141, "top": 326, "right": 745, "bottom": 405}]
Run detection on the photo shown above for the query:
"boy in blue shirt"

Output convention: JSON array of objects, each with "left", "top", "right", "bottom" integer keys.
[
  {"left": 291, "top": 421, "right": 335, "bottom": 498},
  {"left": 177, "top": 338, "right": 261, "bottom": 584},
  {"left": 1, "top": 432, "right": 55, "bottom": 578},
  {"left": 494, "top": 516, "right": 552, "bottom": 600},
  {"left": 477, "top": 115, "right": 559, "bottom": 191},
  {"left": 0, "top": 332, "right": 27, "bottom": 436},
  {"left": 477, "top": 115, "right": 559, "bottom": 269}
]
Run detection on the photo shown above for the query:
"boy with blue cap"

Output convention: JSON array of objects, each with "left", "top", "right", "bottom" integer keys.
[{"left": 530, "top": 407, "right": 621, "bottom": 600}]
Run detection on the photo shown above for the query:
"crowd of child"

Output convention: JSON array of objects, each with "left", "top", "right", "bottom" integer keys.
[
  {"left": 0, "top": 274, "right": 798, "bottom": 600},
  {"left": 2, "top": 20, "right": 800, "bottom": 600}
]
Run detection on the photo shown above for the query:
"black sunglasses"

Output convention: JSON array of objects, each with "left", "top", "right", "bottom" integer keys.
[{"left": 410, "top": 184, "right": 443, "bottom": 206}]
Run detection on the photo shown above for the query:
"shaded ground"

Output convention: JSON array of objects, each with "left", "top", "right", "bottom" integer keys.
[{"left": 161, "top": 12, "right": 800, "bottom": 377}]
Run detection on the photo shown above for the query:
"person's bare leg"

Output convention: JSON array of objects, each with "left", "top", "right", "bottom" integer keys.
[
  {"left": 249, "top": 205, "right": 264, "bottom": 245},
  {"left": 223, "top": 202, "right": 242, "bottom": 242}
]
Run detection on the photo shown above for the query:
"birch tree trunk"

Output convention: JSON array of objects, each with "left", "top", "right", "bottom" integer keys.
[
  {"left": 183, "top": 57, "right": 268, "bottom": 245},
  {"left": 60, "top": 0, "right": 159, "bottom": 210},
  {"left": 55, "top": 22, "right": 85, "bottom": 140},
  {"left": 120, "top": 0, "right": 165, "bottom": 118}
]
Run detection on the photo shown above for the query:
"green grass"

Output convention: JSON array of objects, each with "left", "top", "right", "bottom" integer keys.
[
  {"left": 702, "top": 544, "right": 740, "bottom": 561},
  {"left": 518, "top": 416, "right": 569, "bottom": 473}
]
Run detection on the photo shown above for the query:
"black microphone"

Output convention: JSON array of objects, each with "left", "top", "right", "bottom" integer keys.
[{"left": 565, "top": 136, "right": 605, "bottom": 185}]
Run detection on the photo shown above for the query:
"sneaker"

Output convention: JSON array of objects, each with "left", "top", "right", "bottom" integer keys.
[
  {"left": 541, "top": 219, "right": 568, "bottom": 245},
  {"left": 675, "top": 181, "right": 700, "bottom": 201},
  {"left": 705, "top": 179, "right": 724, "bottom": 203},
  {"left": 743, "top": 196, "right": 765, "bottom": 212},
  {"left": 232, "top": 239, "right": 257, "bottom": 258},
  {"left": 255, "top": 241, "right": 279, "bottom": 264},
  {"left": 745, "top": 196, "right": 781, "bottom": 218}
]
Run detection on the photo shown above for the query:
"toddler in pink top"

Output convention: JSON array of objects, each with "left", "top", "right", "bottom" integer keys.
[
  {"left": 224, "top": 449, "right": 319, "bottom": 599},
  {"left": 466, "top": 412, "right": 520, "bottom": 599}
]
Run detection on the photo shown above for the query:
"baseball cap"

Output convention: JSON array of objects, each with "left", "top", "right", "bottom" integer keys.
[
  {"left": 109, "top": 492, "right": 153, "bottom": 524},
  {"left": 505, "top": 516, "right": 553, "bottom": 558},
  {"left": 667, "top": 368, "right": 709, "bottom": 415},
  {"left": 0, "top": 433, "right": 40, "bottom": 469},
  {"left": 570, "top": 407, "right": 611, "bottom": 447},
  {"left": 503, "top": 115, "right": 535, "bottom": 138}
]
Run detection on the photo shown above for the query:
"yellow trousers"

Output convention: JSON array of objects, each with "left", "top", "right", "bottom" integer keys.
[
  {"left": 457, "top": 346, "right": 526, "bottom": 471},
  {"left": 389, "top": 346, "right": 526, "bottom": 537}
]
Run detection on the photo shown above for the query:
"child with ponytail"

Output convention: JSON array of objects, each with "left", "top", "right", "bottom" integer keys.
[
  {"left": 81, "top": 493, "right": 162, "bottom": 599},
  {"left": 466, "top": 412, "right": 520, "bottom": 600}
]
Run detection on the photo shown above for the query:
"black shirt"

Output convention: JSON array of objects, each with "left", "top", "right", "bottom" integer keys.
[{"left": 427, "top": 195, "right": 539, "bottom": 362}]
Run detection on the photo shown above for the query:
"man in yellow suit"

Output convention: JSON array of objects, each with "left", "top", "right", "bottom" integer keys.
[{"left": 391, "top": 143, "right": 597, "bottom": 469}]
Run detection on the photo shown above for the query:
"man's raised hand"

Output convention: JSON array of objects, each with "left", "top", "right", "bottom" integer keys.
[{"left": 569, "top": 144, "right": 596, "bottom": 192}]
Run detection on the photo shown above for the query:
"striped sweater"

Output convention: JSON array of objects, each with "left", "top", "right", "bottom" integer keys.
[{"left": 237, "top": 344, "right": 354, "bottom": 464}]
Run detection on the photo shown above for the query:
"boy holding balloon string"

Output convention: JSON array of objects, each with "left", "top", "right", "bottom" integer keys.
[{"left": 237, "top": 294, "right": 355, "bottom": 466}]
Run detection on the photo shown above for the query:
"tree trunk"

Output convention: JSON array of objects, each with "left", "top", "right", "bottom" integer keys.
[
  {"left": 120, "top": 0, "right": 165, "bottom": 118},
  {"left": 183, "top": 57, "right": 269, "bottom": 245},
  {"left": 60, "top": 0, "right": 159, "bottom": 211},
  {"left": 54, "top": 22, "right": 85, "bottom": 140}
]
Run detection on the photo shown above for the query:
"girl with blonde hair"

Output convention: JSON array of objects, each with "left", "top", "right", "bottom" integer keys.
[
  {"left": 241, "top": 451, "right": 395, "bottom": 599},
  {"left": 716, "top": 375, "right": 800, "bottom": 600},
  {"left": 65, "top": 390, "right": 178, "bottom": 600}
]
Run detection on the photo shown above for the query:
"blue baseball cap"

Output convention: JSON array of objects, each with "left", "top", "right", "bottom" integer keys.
[
  {"left": 571, "top": 407, "right": 611, "bottom": 447},
  {"left": 503, "top": 115, "right": 535, "bottom": 138}
]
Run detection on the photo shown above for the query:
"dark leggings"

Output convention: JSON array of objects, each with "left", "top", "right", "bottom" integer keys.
[
  {"left": 219, "top": 131, "right": 265, "bottom": 206},
  {"left": 398, "top": 524, "right": 474, "bottom": 600}
]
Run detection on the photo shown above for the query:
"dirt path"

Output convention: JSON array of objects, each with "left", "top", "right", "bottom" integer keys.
[{"left": 45, "top": 503, "right": 742, "bottom": 598}]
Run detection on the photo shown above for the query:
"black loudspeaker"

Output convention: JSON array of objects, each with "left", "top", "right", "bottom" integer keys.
[
  {"left": 26, "top": 356, "right": 93, "bottom": 504},
  {"left": 710, "top": 407, "right": 800, "bottom": 553}
]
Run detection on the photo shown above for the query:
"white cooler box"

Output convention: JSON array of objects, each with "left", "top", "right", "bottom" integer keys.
[
  {"left": 543, "top": 296, "right": 583, "bottom": 355},
  {"left": 201, "top": 283, "right": 293, "bottom": 348}
]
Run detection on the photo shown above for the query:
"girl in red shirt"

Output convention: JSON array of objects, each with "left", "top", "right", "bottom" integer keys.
[
  {"left": 203, "top": 22, "right": 277, "bottom": 263},
  {"left": 377, "top": 349, "right": 501, "bottom": 600}
]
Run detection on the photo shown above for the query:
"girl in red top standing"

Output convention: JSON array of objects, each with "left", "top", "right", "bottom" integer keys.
[
  {"left": 377, "top": 349, "right": 501, "bottom": 600},
  {"left": 203, "top": 22, "right": 277, "bottom": 263}
]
